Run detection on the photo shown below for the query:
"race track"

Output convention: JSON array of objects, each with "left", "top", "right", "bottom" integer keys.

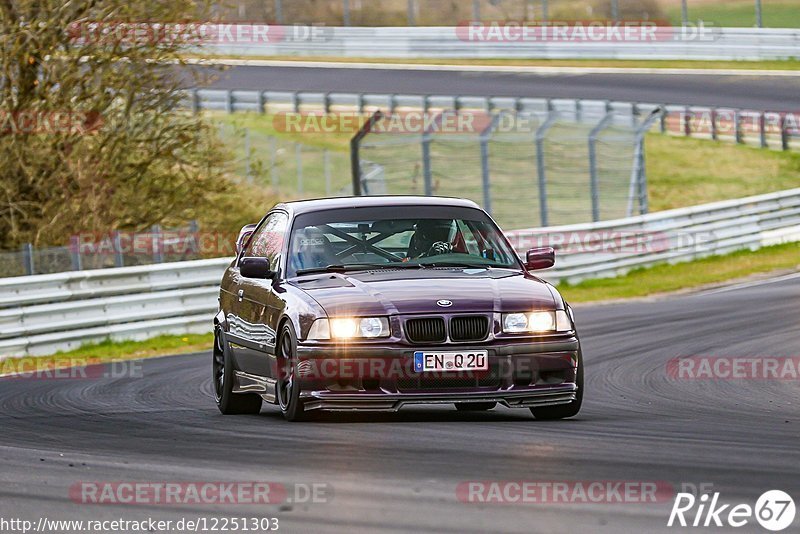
[
  {"left": 204, "top": 64, "right": 800, "bottom": 109},
  {"left": 1, "top": 275, "right": 798, "bottom": 533}
]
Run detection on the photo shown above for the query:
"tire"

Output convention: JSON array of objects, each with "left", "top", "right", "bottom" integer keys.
[
  {"left": 455, "top": 402, "right": 497, "bottom": 411},
  {"left": 276, "top": 323, "right": 309, "bottom": 422},
  {"left": 530, "top": 350, "right": 583, "bottom": 420},
  {"left": 213, "top": 327, "right": 263, "bottom": 415}
]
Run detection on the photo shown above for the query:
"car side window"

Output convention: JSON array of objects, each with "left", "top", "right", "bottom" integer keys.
[{"left": 243, "top": 212, "right": 289, "bottom": 270}]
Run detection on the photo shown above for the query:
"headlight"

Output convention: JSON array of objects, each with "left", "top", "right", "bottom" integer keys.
[
  {"left": 502, "top": 311, "right": 572, "bottom": 333},
  {"left": 307, "top": 317, "right": 390, "bottom": 340}
]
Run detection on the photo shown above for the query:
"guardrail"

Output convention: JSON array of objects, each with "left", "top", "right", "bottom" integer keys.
[
  {"left": 2, "top": 188, "right": 800, "bottom": 357},
  {"left": 188, "top": 89, "right": 800, "bottom": 152},
  {"left": 201, "top": 26, "right": 800, "bottom": 61},
  {"left": 508, "top": 187, "right": 800, "bottom": 284},
  {"left": 0, "top": 258, "right": 230, "bottom": 356}
]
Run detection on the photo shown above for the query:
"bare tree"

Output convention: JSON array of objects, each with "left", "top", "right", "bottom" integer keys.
[{"left": 0, "top": 0, "right": 244, "bottom": 248}]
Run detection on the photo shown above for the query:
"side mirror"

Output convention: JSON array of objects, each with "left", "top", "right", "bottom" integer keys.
[
  {"left": 236, "top": 224, "right": 258, "bottom": 256},
  {"left": 525, "top": 247, "right": 555, "bottom": 271},
  {"left": 240, "top": 257, "right": 276, "bottom": 279}
]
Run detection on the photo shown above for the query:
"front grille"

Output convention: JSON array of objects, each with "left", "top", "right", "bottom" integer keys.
[
  {"left": 450, "top": 316, "right": 489, "bottom": 342},
  {"left": 397, "top": 362, "right": 501, "bottom": 391},
  {"left": 398, "top": 375, "right": 479, "bottom": 391},
  {"left": 405, "top": 317, "right": 446, "bottom": 343}
]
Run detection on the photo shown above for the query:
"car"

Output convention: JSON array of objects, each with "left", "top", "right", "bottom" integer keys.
[{"left": 213, "top": 196, "right": 583, "bottom": 421}]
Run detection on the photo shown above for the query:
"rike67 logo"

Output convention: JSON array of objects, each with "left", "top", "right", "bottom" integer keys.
[{"left": 668, "top": 490, "right": 796, "bottom": 531}]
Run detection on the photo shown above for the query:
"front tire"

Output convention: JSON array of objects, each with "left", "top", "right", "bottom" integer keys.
[
  {"left": 276, "top": 323, "right": 309, "bottom": 422},
  {"left": 214, "top": 327, "right": 262, "bottom": 415},
  {"left": 530, "top": 350, "right": 583, "bottom": 420}
]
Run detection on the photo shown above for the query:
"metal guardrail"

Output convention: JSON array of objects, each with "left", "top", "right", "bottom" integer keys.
[
  {"left": 2, "top": 188, "right": 800, "bottom": 357},
  {"left": 188, "top": 90, "right": 800, "bottom": 153},
  {"left": 201, "top": 26, "right": 800, "bottom": 61},
  {"left": 0, "top": 258, "right": 231, "bottom": 356},
  {"left": 507, "top": 187, "right": 800, "bottom": 284}
]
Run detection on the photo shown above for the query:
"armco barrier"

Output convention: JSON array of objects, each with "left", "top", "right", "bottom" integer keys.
[
  {"left": 0, "top": 258, "right": 231, "bottom": 356},
  {"left": 188, "top": 90, "right": 798, "bottom": 153},
  {"left": 2, "top": 189, "right": 800, "bottom": 357},
  {"left": 200, "top": 26, "right": 800, "bottom": 61},
  {"left": 508, "top": 187, "right": 800, "bottom": 283}
]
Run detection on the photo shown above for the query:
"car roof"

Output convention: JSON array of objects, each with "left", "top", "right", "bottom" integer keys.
[{"left": 274, "top": 196, "right": 482, "bottom": 216}]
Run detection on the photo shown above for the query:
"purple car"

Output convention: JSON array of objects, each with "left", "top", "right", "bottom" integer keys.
[{"left": 214, "top": 196, "right": 582, "bottom": 421}]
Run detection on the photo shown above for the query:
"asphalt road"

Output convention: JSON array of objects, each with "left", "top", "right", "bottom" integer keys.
[
  {"left": 204, "top": 64, "right": 800, "bottom": 109},
  {"left": 1, "top": 275, "right": 798, "bottom": 533}
]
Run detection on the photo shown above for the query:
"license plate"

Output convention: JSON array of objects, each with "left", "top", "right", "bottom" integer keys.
[{"left": 413, "top": 351, "right": 489, "bottom": 372}]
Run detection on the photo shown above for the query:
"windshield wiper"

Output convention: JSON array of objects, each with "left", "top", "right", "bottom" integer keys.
[
  {"left": 296, "top": 263, "right": 419, "bottom": 276},
  {"left": 423, "top": 261, "right": 491, "bottom": 269}
]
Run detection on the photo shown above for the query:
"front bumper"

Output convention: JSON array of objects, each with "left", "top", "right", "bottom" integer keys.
[{"left": 295, "top": 337, "right": 579, "bottom": 412}]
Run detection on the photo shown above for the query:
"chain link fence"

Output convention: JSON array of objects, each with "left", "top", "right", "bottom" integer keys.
[
  {"left": 0, "top": 223, "right": 201, "bottom": 278},
  {"left": 217, "top": 122, "right": 352, "bottom": 198},
  {"left": 355, "top": 107, "right": 658, "bottom": 229}
]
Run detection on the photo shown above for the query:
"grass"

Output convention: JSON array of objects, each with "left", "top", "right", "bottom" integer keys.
[
  {"left": 203, "top": 55, "right": 800, "bottom": 71},
  {"left": 558, "top": 240, "right": 800, "bottom": 303},
  {"left": 213, "top": 111, "right": 800, "bottom": 217},
  {"left": 646, "top": 134, "right": 800, "bottom": 211},
  {"left": 664, "top": 0, "right": 800, "bottom": 28},
  {"left": 0, "top": 334, "right": 213, "bottom": 376}
]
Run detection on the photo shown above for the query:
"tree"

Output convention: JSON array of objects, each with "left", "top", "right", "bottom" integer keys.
[{"left": 0, "top": 0, "right": 251, "bottom": 248}]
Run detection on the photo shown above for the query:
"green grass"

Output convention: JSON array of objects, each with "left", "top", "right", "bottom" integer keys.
[
  {"left": 559, "top": 241, "right": 800, "bottom": 303},
  {"left": 213, "top": 112, "right": 800, "bottom": 216},
  {"left": 212, "top": 112, "right": 353, "bottom": 199},
  {"left": 53, "top": 334, "right": 214, "bottom": 360},
  {"left": 0, "top": 334, "right": 213, "bottom": 375},
  {"left": 646, "top": 134, "right": 800, "bottom": 211},
  {"left": 665, "top": 0, "right": 800, "bottom": 28},
  {"left": 200, "top": 55, "right": 800, "bottom": 71}
]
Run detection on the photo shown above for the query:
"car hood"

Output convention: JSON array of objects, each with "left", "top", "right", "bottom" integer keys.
[{"left": 289, "top": 268, "right": 556, "bottom": 316}]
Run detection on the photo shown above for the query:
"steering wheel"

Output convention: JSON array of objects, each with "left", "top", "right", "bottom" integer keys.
[{"left": 421, "top": 241, "right": 452, "bottom": 258}]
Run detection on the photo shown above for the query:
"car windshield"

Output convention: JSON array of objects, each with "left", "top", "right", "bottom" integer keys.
[{"left": 287, "top": 206, "right": 520, "bottom": 277}]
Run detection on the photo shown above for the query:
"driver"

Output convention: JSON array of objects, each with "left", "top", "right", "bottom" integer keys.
[{"left": 406, "top": 219, "right": 454, "bottom": 259}]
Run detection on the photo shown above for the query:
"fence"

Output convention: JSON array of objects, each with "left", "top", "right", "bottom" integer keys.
[
  {"left": 0, "top": 222, "right": 203, "bottom": 279},
  {"left": 3, "top": 90, "right": 794, "bottom": 277},
  {"left": 192, "top": 90, "right": 800, "bottom": 153},
  {"left": 201, "top": 89, "right": 800, "bottom": 226},
  {"left": 3, "top": 187, "right": 799, "bottom": 357},
  {"left": 353, "top": 107, "right": 658, "bottom": 228},
  {"left": 219, "top": 0, "right": 795, "bottom": 29},
  {"left": 217, "top": 122, "right": 352, "bottom": 197}
]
